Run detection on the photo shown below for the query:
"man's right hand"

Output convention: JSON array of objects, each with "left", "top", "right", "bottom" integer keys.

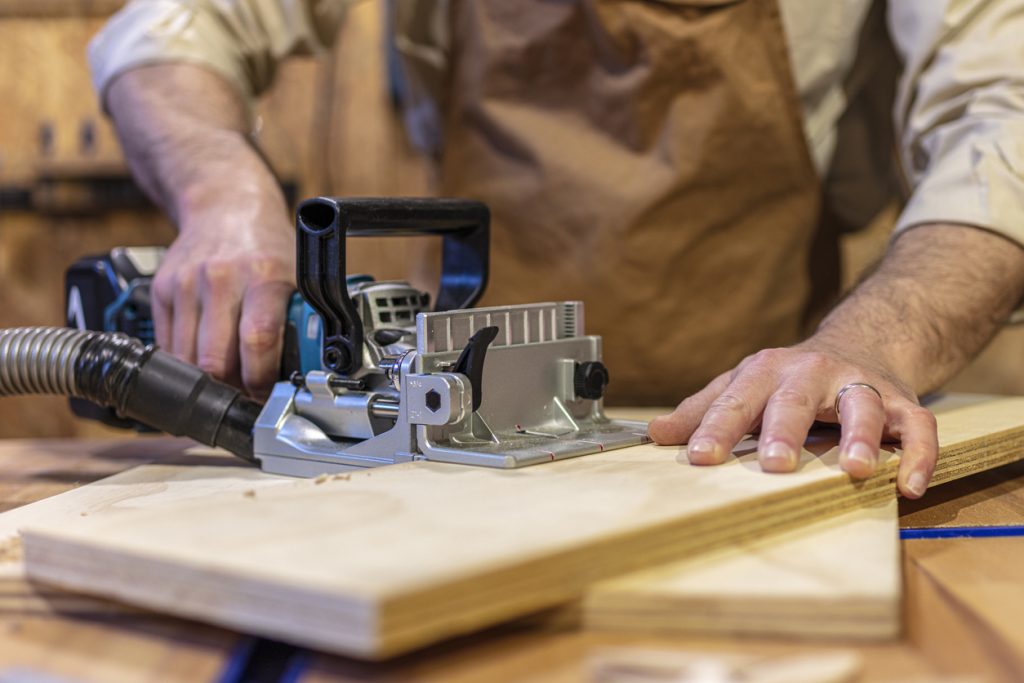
[
  {"left": 152, "top": 206, "right": 295, "bottom": 397},
  {"left": 105, "top": 64, "right": 297, "bottom": 397}
]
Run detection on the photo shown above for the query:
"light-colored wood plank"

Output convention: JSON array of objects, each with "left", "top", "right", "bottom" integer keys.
[
  {"left": 0, "top": 0, "right": 123, "bottom": 17},
  {"left": 900, "top": 460, "right": 1024, "bottom": 529},
  {"left": 581, "top": 395, "right": 991, "bottom": 642},
  {"left": 905, "top": 538, "right": 1024, "bottom": 679},
  {"left": 903, "top": 539, "right": 1024, "bottom": 683},
  {"left": 0, "top": 437, "right": 239, "bottom": 513},
  {"left": 0, "top": 462, "right": 293, "bottom": 619},
  {"left": 300, "top": 632, "right": 941, "bottom": 683},
  {"left": 0, "top": 445, "right": 254, "bottom": 683},
  {"left": 588, "top": 648, "right": 862, "bottom": 683},
  {"left": 584, "top": 500, "right": 900, "bottom": 640},
  {"left": 17, "top": 397, "right": 1024, "bottom": 659},
  {"left": 0, "top": 460, "right": 933, "bottom": 683}
]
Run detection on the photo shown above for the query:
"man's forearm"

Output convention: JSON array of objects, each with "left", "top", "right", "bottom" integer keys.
[
  {"left": 814, "top": 224, "right": 1024, "bottom": 395},
  {"left": 106, "top": 63, "right": 286, "bottom": 224},
  {"left": 104, "top": 63, "right": 296, "bottom": 395}
]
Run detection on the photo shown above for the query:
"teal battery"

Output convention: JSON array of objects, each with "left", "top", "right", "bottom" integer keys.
[{"left": 281, "top": 274, "right": 375, "bottom": 377}]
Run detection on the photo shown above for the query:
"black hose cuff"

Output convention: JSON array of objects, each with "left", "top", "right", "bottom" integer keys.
[
  {"left": 74, "top": 332, "right": 150, "bottom": 413},
  {"left": 75, "top": 334, "right": 258, "bottom": 463}
]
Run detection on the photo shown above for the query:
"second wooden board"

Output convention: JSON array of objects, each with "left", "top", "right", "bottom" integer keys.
[
  {"left": 19, "top": 397, "right": 1024, "bottom": 659},
  {"left": 584, "top": 499, "right": 900, "bottom": 640}
]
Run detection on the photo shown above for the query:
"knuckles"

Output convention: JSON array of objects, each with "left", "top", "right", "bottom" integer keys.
[
  {"left": 795, "top": 350, "right": 833, "bottom": 375},
  {"left": 248, "top": 255, "right": 292, "bottom": 283},
  {"left": 240, "top": 321, "right": 280, "bottom": 353},
  {"left": 199, "top": 259, "right": 238, "bottom": 291},
  {"left": 749, "top": 348, "right": 785, "bottom": 367},
  {"left": 156, "top": 249, "right": 293, "bottom": 298},
  {"left": 741, "top": 348, "right": 838, "bottom": 376},
  {"left": 904, "top": 405, "right": 938, "bottom": 428},
  {"left": 197, "top": 354, "right": 230, "bottom": 378},
  {"left": 769, "top": 388, "right": 812, "bottom": 410},
  {"left": 708, "top": 393, "right": 752, "bottom": 422}
]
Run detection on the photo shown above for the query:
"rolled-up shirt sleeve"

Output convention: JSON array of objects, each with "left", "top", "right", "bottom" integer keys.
[
  {"left": 890, "top": 1, "right": 1024, "bottom": 246},
  {"left": 88, "top": 0, "right": 356, "bottom": 108}
]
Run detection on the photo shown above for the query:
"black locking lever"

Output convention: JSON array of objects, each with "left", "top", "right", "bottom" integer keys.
[
  {"left": 295, "top": 197, "right": 490, "bottom": 376},
  {"left": 454, "top": 326, "right": 499, "bottom": 412}
]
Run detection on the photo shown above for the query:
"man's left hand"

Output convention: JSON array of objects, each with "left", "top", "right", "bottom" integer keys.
[{"left": 648, "top": 340, "right": 937, "bottom": 498}]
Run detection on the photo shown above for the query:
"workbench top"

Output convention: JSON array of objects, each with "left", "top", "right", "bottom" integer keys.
[{"left": 0, "top": 437, "right": 1021, "bottom": 683}]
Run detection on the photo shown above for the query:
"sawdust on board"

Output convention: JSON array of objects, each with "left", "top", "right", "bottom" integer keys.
[{"left": 0, "top": 538, "right": 23, "bottom": 563}]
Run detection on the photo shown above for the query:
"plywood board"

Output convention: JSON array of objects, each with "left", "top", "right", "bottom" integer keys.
[
  {"left": 0, "top": 449, "right": 261, "bottom": 683},
  {"left": 2, "top": 461, "right": 898, "bottom": 641},
  {"left": 0, "top": 462, "right": 292, "bottom": 617},
  {"left": 903, "top": 539, "right": 1024, "bottom": 683},
  {"left": 18, "top": 397, "right": 1024, "bottom": 659},
  {"left": 584, "top": 500, "right": 900, "bottom": 640},
  {"left": 582, "top": 395, "right": 990, "bottom": 642}
]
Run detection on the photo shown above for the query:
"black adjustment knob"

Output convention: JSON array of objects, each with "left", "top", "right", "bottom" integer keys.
[{"left": 574, "top": 361, "right": 609, "bottom": 400}]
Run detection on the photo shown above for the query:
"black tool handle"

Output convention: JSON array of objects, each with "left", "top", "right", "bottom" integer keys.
[{"left": 296, "top": 197, "right": 490, "bottom": 375}]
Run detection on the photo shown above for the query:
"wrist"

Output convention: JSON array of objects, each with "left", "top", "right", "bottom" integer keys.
[
  {"left": 809, "top": 223, "right": 1024, "bottom": 397},
  {"left": 177, "top": 179, "right": 286, "bottom": 227},
  {"left": 174, "top": 149, "right": 290, "bottom": 238}
]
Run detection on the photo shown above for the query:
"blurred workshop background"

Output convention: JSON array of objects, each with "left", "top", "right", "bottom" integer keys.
[{"left": 1, "top": 0, "right": 1022, "bottom": 438}]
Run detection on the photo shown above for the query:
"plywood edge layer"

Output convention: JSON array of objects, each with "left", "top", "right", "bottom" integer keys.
[
  {"left": 584, "top": 612, "right": 901, "bottom": 640},
  {"left": 20, "top": 531, "right": 382, "bottom": 657},
  {"left": 582, "top": 498, "right": 901, "bottom": 642}
]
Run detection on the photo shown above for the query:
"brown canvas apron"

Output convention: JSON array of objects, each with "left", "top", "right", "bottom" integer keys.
[{"left": 434, "top": 0, "right": 825, "bottom": 406}]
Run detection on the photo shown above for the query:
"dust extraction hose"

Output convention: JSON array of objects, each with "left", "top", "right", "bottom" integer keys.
[{"left": 0, "top": 327, "right": 261, "bottom": 463}]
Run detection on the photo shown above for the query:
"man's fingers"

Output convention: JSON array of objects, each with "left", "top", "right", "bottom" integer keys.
[
  {"left": 196, "top": 263, "right": 243, "bottom": 381},
  {"left": 647, "top": 372, "right": 731, "bottom": 445},
  {"left": 836, "top": 384, "right": 886, "bottom": 479},
  {"left": 170, "top": 272, "right": 199, "bottom": 363},
  {"left": 889, "top": 402, "right": 938, "bottom": 499},
  {"left": 686, "top": 372, "right": 775, "bottom": 466},
  {"left": 757, "top": 385, "right": 825, "bottom": 473},
  {"left": 151, "top": 276, "right": 174, "bottom": 351},
  {"left": 238, "top": 281, "right": 291, "bottom": 397}
]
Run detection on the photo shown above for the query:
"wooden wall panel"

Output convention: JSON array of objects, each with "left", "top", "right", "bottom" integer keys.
[{"left": 0, "top": 18, "right": 176, "bottom": 438}]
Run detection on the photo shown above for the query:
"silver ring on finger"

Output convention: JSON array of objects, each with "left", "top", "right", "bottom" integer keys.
[{"left": 834, "top": 382, "right": 882, "bottom": 418}]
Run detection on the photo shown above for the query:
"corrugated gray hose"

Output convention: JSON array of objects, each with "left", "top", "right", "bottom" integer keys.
[
  {"left": 0, "top": 327, "right": 260, "bottom": 462},
  {"left": 0, "top": 327, "right": 100, "bottom": 397}
]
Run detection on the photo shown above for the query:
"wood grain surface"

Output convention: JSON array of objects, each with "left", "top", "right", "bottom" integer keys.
[
  {"left": 18, "top": 397, "right": 1024, "bottom": 659},
  {"left": 582, "top": 394, "right": 1013, "bottom": 643},
  {"left": 0, "top": 438, "right": 245, "bottom": 683},
  {"left": 584, "top": 500, "right": 900, "bottom": 640},
  {"left": 0, "top": 456, "right": 944, "bottom": 683},
  {"left": 904, "top": 538, "right": 1024, "bottom": 683},
  {"left": 2, "top": 434, "right": 1023, "bottom": 681}
]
